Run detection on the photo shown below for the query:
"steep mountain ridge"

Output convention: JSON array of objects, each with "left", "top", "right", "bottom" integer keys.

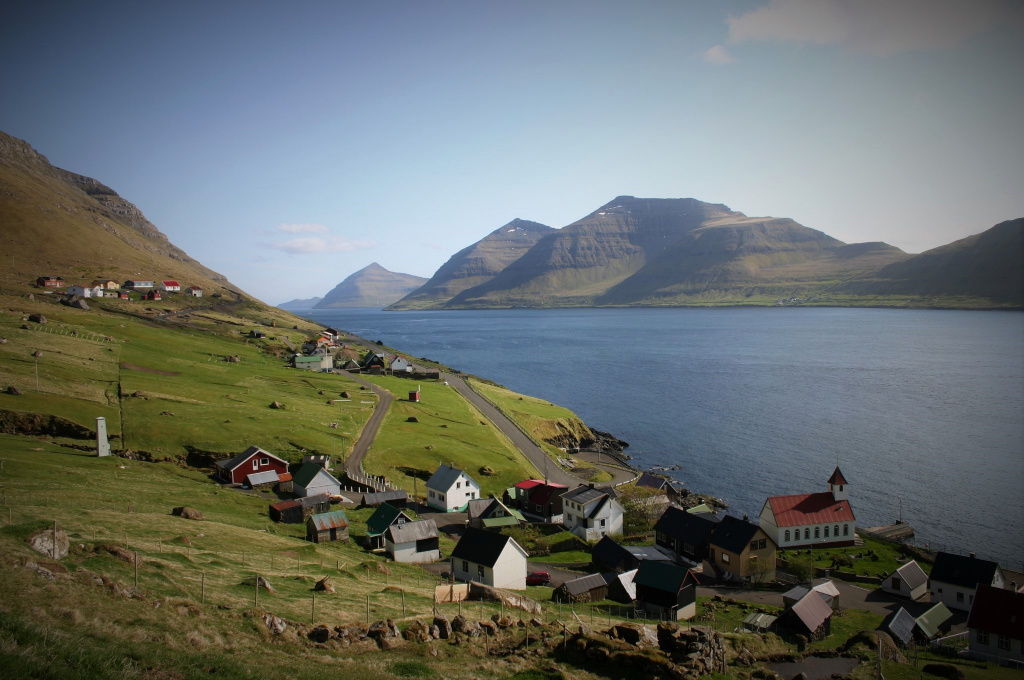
[{"left": 313, "top": 262, "right": 427, "bottom": 308}]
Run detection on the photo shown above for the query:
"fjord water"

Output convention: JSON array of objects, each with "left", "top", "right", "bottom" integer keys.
[{"left": 307, "top": 307, "right": 1024, "bottom": 569}]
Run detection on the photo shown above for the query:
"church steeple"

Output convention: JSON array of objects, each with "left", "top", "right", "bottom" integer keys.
[{"left": 828, "top": 466, "right": 849, "bottom": 502}]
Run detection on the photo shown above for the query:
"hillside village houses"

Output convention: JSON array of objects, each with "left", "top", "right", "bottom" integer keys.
[
  {"left": 928, "top": 551, "right": 1005, "bottom": 612},
  {"left": 450, "top": 527, "right": 528, "bottom": 589},
  {"left": 67, "top": 283, "right": 104, "bottom": 298},
  {"left": 124, "top": 280, "right": 154, "bottom": 289},
  {"left": 185, "top": 285, "right": 203, "bottom": 297},
  {"left": 426, "top": 464, "right": 480, "bottom": 512},
  {"left": 385, "top": 518, "right": 440, "bottom": 563},
  {"left": 293, "top": 461, "right": 342, "bottom": 499},
  {"left": 159, "top": 280, "right": 180, "bottom": 292},
  {"left": 704, "top": 514, "right": 777, "bottom": 584},
  {"left": 36, "top": 276, "right": 64, "bottom": 287},
  {"left": 758, "top": 467, "right": 856, "bottom": 549},
  {"left": 215, "top": 446, "right": 289, "bottom": 485},
  {"left": 561, "top": 483, "right": 624, "bottom": 541}
]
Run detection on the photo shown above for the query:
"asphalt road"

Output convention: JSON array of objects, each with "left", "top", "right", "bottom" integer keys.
[{"left": 342, "top": 373, "right": 393, "bottom": 482}]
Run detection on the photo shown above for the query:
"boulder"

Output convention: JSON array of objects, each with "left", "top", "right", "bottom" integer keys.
[
  {"left": 269, "top": 401, "right": 285, "bottom": 409},
  {"left": 69, "top": 297, "right": 89, "bottom": 310},
  {"left": 29, "top": 527, "right": 69, "bottom": 560},
  {"left": 406, "top": 416, "right": 419, "bottom": 423},
  {"left": 28, "top": 314, "right": 46, "bottom": 324},
  {"left": 308, "top": 625, "right": 332, "bottom": 643},
  {"left": 171, "top": 506, "right": 205, "bottom": 521},
  {"left": 433, "top": 614, "right": 452, "bottom": 639},
  {"left": 241, "top": 575, "right": 275, "bottom": 593},
  {"left": 6, "top": 386, "right": 21, "bottom": 395},
  {"left": 314, "top": 576, "right": 335, "bottom": 593},
  {"left": 340, "top": 391, "right": 351, "bottom": 398},
  {"left": 264, "top": 614, "right": 288, "bottom": 635}
]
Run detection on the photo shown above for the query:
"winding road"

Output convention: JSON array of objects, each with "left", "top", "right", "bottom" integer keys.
[{"left": 341, "top": 373, "right": 393, "bottom": 485}]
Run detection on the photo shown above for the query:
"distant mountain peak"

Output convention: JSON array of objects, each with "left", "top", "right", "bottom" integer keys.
[{"left": 313, "top": 263, "right": 428, "bottom": 309}]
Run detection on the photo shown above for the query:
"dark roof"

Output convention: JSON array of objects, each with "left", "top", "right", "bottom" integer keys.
[
  {"left": 710, "top": 515, "right": 765, "bottom": 554},
  {"left": 633, "top": 560, "right": 693, "bottom": 594},
  {"left": 297, "top": 493, "right": 330, "bottom": 509},
  {"left": 270, "top": 499, "right": 300, "bottom": 512},
  {"left": 592, "top": 536, "right": 629, "bottom": 569},
  {"left": 929, "top": 552, "right": 1000, "bottom": 589},
  {"left": 362, "top": 489, "right": 408, "bottom": 506},
  {"left": 307, "top": 509, "right": 348, "bottom": 531},
  {"left": 787, "top": 590, "right": 833, "bottom": 633},
  {"left": 891, "top": 560, "right": 928, "bottom": 591},
  {"left": 450, "top": 527, "right": 517, "bottom": 567},
  {"left": 366, "top": 502, "right": 410, "bottom": 536},
  {"left": 293, "top": 462, "right": 340, "bottom": 489},
  {"left": 635, "top": 473, "right": 669, "bottom": 491},
  {"left": 562, "top": 485, "right": 611, "bottom": 505},
  {"left": 654, "top": 506, "right": 721, "bottom": 543},
  {"left": 967, "top": 585, "right": 1024, "bottom": 639},
  {"left": 427, "top": 464, "right": 474, "bottom": 492},
  {"left": 560, "top": 573, "right": 608, "bottom": 597},
  {"left": 386, "top": 518, "right": 438, "bottom": 544},
  {"left": 623, "top": 545, "right": 673, "bottom": 562},
  {"left": 827, "top": 466, "right": 848, "bottom": 486},
  {"left": 882, "top": 607, "right": 918, "bottom": 645}
]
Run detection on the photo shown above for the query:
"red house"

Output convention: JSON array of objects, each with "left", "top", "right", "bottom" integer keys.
[
  {"left": 215, "top": 446, "right": 289, "bottom": 485},
  {"left": 36, "top": 276, "right": 64, "bottom": 288},
  {"left": 145, "top": 290, "right": 162, "bottom": 301}
]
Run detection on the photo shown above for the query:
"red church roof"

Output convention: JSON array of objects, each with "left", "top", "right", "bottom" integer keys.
[
  {"left": 827, "top": 467, "right": 848, "bottom": 486},
  {"left": 768, "top": 491, "right": 855, "bottom": 527}
]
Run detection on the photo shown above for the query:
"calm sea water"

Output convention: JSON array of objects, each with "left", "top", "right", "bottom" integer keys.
[{"left": 303, "top": 307, "right": 1024, "bottom": 569}]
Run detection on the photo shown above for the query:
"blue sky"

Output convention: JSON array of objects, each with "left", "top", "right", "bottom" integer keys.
[{"left": 2, "top": 0, "right": 1022, "bottom": 304}]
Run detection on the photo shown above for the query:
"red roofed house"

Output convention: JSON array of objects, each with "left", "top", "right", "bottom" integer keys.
[
  {"left": 758, "top": 467, "right": 856, "bottom": 549},
  {"left": 507, "top": 479, "right": 568, "bottom": 522},
  {"left": 967, "top": 585, "right": 1024, "bottom": 663},
  {"left": 215, "top": 445, "right": 289, "bottom": 485},
  {"left": 145, "top": 290, "right": 163, "bottom": 301},
  {"left": 160, "top": 280, "right": 181, "bottom": 292},
  {"left": 36, "top": 276, "right": 64, "bottom": 288}
]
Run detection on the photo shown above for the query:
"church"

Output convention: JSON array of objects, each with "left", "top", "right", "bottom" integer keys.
[{"left": 758, "top": 467, "right": 856, "bottom": 549}]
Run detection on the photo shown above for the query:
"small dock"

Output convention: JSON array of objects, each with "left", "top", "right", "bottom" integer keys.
[{"left": 860, "top": 521, "right": 915, "bottom": 541}]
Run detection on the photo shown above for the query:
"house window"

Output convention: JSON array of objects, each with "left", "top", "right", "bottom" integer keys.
[
  {"left": 462, "top": 560, "right": 469, "bottom": 573},
  {"left": 977, "top": 630, "right": 989, "bottom": 645},
  {"left": 814, "top": 527, "right": 820, "bottom": 539},
  {"left": 834, "top": 525, "right": 839, "bottom": 536},
  {"left": 260, "top": 458, "right": 269, "bottom": 466},
  {"left": 456, "top": 482, "right": 461, "bottom": 489},
  {"left": 956, "top": 592, "right": 964, "bottom": 603},
  {"left": 804, "top": 528, "right": 810, "bottom": 540},
  {"left": 758, "top": 539, "right": 766, "bottom": 550},
  {"left": 784, "top": 530, "right": 790, "bottom": 542},
  {"left": 600, "top": 519, "right": 606, "bottom": 527},
  {"left": 998, "top": 634, "right": 1010, "bottom": 650},
  {"left": 843, "top": 524, "right": 849, "bottom": 536},
  {"left": 477, "top": 565, "right": 485, "bottom": 579},
  {"left": 824, "top": 527, "right": 830, "bottom": 538},
  {"left": 722, "top": 553, "right": 731, "bottom": 564},
  {"left": 750, "top": 540, "right": 759, "bottom": 551}
]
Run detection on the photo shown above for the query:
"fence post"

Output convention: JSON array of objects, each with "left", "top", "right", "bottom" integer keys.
[
  {"left": 53, "top": 520, "right": 58, "bottom": 559},
  {"left": 366, "top": 593, "right": 370, "bottom": 624},
  {"left": 202, "top": 571, "right": 206, "bottom": 604},
  {"left": 311, "top": 592, "right": 316, "bottom": 624}
]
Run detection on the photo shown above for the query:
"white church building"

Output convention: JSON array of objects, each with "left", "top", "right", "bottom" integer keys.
[{"left": 759, "top": 467, "right": 856, "bottom": 549}]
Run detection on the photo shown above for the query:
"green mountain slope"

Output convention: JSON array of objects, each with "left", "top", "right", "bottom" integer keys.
[
  {"left": 313, "top": 262, "right": 427, "bottom": 309},
  {"left": 387, "top": 218, "right": 554, "bottom": 309}
]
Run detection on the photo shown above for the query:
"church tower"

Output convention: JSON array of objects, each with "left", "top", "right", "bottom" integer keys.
[{"left": 828, "top": 466, "right": 849, "bottom": 502}]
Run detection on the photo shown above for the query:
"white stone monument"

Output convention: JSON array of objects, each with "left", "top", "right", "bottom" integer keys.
[{"left": 96, "top": 416, "right": 110, "bottom": 457}]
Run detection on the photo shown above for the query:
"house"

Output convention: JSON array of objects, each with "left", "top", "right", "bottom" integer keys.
[
  {"left": 967, "top": 585, "right": 1024, "bottom": 663},
  {"left": 36, "top": 276, "right": 64, "bottom": 288},
  {"left": 292, "top": 462, "right": 342, "bottom": 499},
  {"left": 362, "top": 351, "right": 388, "bottom": 373},
  {"left": 508, "top": 479, "right": 567, "bottom": 521},
  {"left": 249, "top": 330, "right": 266, "bottom": 338},
  {"left": 915, "top": 602, "right": 954, "bottom": 640},
  {"left": 365, "top": 502, "right": 415, "bottom": 550},
  {"left": 880, "top": 607, "right": 920, "bottom": 646},
  {"left": 102, "top": 290, "right": 121, "bottom": 298},
  {"left": 386, "top": 519, "right": 440, "bottom": 563},
  {"left": 929, "top": 552, "right": 1004, "bottom": 611},
  {"left": 759, "top": 467, "right": 856, "bottom": 549},
  {"left": 92, "top": 279, "right": 120, "bottom": 290},
  {"left": 159, "top": 281, "right": 181, "bottom": 292},
  {"left": 185, "top": 286, "right": 203, "bottom": 297},
  {"left": 67, "top": 284, "right": 103, "bottom": 298},
  {"left": 778, "top": 590, "right": 833, "bottom": 641},
  {"left": 426, "top": 464, "right": 480, "bottom": 512},
  {"left": 591, "top": 535, "right": 672, "bottom": 573},
  {"left": 561, "top": 484, "right": 624, "bottom": 541},
  {"left": 293, "top": 354, "right": 333, "bottom": 371},
  {"left": 605, "top": 569, "right": 638, "bottom": 603},
  {"left": 215, "top": 445, "right": 289, "bottom": 485},
  {"left": 116, "top": 291, "right": 130, "bottom": 299},
  {"left": 302, "top": 454, "right": 332, "bottom": 470},
  {"left": 743, "top": 611, "right": 778, "bottom": 633},
  {"left": 450, "top": 526, "right": 528, "bottom": 590},
  {"left": 654, "top": 505, "right": 721, "bottom": 565},
  {"left": 268, "top": 494, "right": 330, "bottom": 523},
  {"left": 390, "top": 356, "right": 412, "bottom": 373},
  {"left": 306, "top": 509, "right": 349, "bottom": 543},
  {"left": 705, "top": 515, "right": 777, "bottom": 583},
  {"left": 467, "top": 496, "right": 525, "bottom": 530},
  {"left": 145, "top": 290, "right": 162, "bottom": 301},
  {"left": 322, "top": 327, "right": 343, "bottom": 342},
  {"left": 360, "top": 489, "right": 409, "bottom": 509},
  {"left": 553, "top": 573, "right": 609, "bottom": 604},
  {"left": 124, "top": 280, "right": 154, "bottom": 289},
  {"left": 633, "top": 560, "right": 698, "bottom": 621},
  {"left": 783, "top": 581, "right": 840, "bottom": 611},
  {"left": 339, "top": 359, "right": 361, "bottom": 372},
  {"left": 883, "top": 560, "right": 929, "bottom": 600}
]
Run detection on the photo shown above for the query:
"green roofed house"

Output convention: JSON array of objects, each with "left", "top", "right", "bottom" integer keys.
[
  {"left": 365, "top": 502, "right": 414, "bottom": 550},
  {"left": 634, "top": 560, "right": 698, "bottom": 621},
  {"left": 467, "top": 496, "right": 526, "bottom": 530},
  {"left": 293, "top": 462, "right": 341, "bottom": 499},
  {"left": 292, "top": 353, "right": 333, "bottom": 372},
  {"left": 915, "top": 602, "right": 954, "bottom": 640},
  {"left": 306, "top": 509, "right": 349, "bottom": 543}
]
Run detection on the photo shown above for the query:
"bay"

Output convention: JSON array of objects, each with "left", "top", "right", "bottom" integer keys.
[{"left": 303, "top": 306, "right": 1024, "bottom": 569}]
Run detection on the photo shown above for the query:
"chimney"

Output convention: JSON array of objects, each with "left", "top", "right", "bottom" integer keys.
[
  {"left": 588, "top": 483, "right": 595, "bottom": 489},
  {"left": 970, "top": 552, "right": 975, "bottom": 559}
]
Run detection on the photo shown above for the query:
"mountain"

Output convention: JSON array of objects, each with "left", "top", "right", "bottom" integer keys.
[
  {"left": 0, "top": 130, "right": 240, "bottom": 296},
  {"left": 278, "top": 296, "right": 322, "bottom": 310},
  {"left": 833, "top": 218, "right": 1024, "bottom": 303},
  {"left": 388, "top": 218, "right": 554, "bottom": 309},
  {"left": 313, "top": 263, "right": 428, "bottom": 308},
  {"left": 445, "top": 196, "right": 912, "bottom": 307}
]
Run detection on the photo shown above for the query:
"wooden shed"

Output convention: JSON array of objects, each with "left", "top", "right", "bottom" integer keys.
[
  {"left": 306, "top": 510, "right": 349, "bottom": 543},
  {"left": 553, "top": 573, "right": 608, "bottom": 604}
]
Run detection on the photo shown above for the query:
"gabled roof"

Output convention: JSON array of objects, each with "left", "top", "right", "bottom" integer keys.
[
  {"left": 562, "top": 485, "right": 612, "bottom": 506},
  {"left": 527, "top": 482, "right": 568, "bottom": 507},
  {"left": 214, "top": 445, "right": 287, "bottom": 472},
  {"left": 426, "top": 464, "right": 475, "bottom": 492},
  {"left": 308, "top": 509, "right": 348, "bottom": 531},
  {"left": 605, "top": 569, "right": 637, "bottom": 601},
  {"left": 270, "top": 499, "right": 300, "bottom": 512},
  {"left": 890, "top": 560, "right": 928, "bottom": 591},
  {"left": 783, "top": 585, "right": 810, "bottom": 601},
  {"left": 450, "top": 527, "right": 523, "bottom": 568},
  {"left": 635, "top": 473, "right": 670, "bottom": 491},
  {"left": 967, "top": 585, "right": 1024, "bottom": 639},
  {"left": 812, "top": 580, "right": 841, "bottom": 598},
  {"left": 297, "top": 493, "right": 330, "bottom": 509},
  {"left": 633, "top": 560, "right": 694, "bottom": 594},
  {"left": 466, "top": 498, "right": 493, "bottom": 520},
  {"left": 560, "top": 573, "right": 608, "bottom": 597},
  {"left": 882, "top": 607, "right": 918, "bottom": 645},
  {"left": 930, "top": 552, "right": 1000, "bottom": 589},
  {"left": 162, "top": 280, "right": 180, "bottom": 286},
  {"left": 915, "top": 602, "right": 953, "bottom": 638},
  {"left": 766, "top": 491, "right": 855, "bottom": 527},
  {"left": 827, "top": 467, "right": 848, "bottom": 486},
  {"left": 711, "top": 515, "right": 766, "bottom": 554},
  {"left": 293, "top": 462, "right": 340, "bottom": 489},
  {"left": 788, "top": 590, "right": 833, "bottom": 632},
  {"left": 246, "top": 470, "right": 280, "bottom": 486},
  {"left": 386, "top": 518, "right": 438, "bottom": 544},
  {"left": 515, "top": 479, "right": 543, "bottom": 490},
  {"left": 366, "top": 502, "right": 411, "bottom": 536},
  {"left": 654, "top": 506, "right": 720, "bottom": 544}
]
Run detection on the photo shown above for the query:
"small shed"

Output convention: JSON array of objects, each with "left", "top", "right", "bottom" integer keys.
[
  {"left": 269, "top": 499, "right": 303, "bottom": 524},
  {"left": 245, "top": 470, "right": 281, "bottom": 489},
  {"left": 276, "top": 471, "right": 293, "bottom": 493},
  {"left": 778, "top": 590, "right": 833, "bottom": 642},
  {"left": 605, "top": 569, "right": 638, "bottom": 603},
  {"left": 553, "top": 573, "right": 608, "bottom": 604},
  {"left": 145, "top": 290, "right": 163, "bottom": 301},
  {"left": 882, "top": 560, "right": 929, "bottom": 601},
  {"left": 361, "top": 489, "right": 409, "bottom": 509},
  {"left": 408, "top": 388, "right": 420, "bottom": 402},
  {"left": 306, "top": 510, "right": 349, "bottom": 543},
  {"left": 634, "top": 560, "right": 698, "bottom": 621},
  {"left": 743, "top": 611, "right": 778, "bottom": 633},
  {"left": 386, "top": 519, "right": 440, "bottom": 563},
  {"left": 915, "top": 602, "right": 954, "bottom": 639},
  {"left": 880, "top": 607, "right": 919, "bottom": 647}
]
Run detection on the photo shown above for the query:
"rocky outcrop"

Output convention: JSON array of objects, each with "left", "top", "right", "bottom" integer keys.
[
  {"left": 656, "top": 622, "right": 728, "bottom": 676},
  {"left": 171, "top": 506, "right": 204, "bottom": 521},
  {"left": 29, "top": 527, "right": 69, "bottom": 560},
  {"left": 0, "top": 410, "right": 94, "bottom": 439}
]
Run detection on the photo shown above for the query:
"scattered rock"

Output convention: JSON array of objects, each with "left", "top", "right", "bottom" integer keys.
[
  {"left": 171, "top": 507, "right": 205, "bottom": 521},
  {"left": 264, "top": 614, "right": 288, "bottom": 635},
  {"left": 340, "top": 391, "right": 350, "bottom": 398},
  {"left": 99, "top": 544, "right": 136, "bottom": 563},
  {"left": 160, "top": 411, "right": 175, "bottom": 416},
  {"left": 226, "top": 355, "right": 240, "bottom": 363},
  {"left": 479, "top": 466, "right": 496, "bottom": 476},
  {"left": 28, "top": 314, "right": 46, "bottom": 324},
  {"left": 0, "top": 338, "right": 6, "bottom": 343},
  {"left": 308, "top": 625, "right": 332, "bottom": 643},
  {"left": 29, "top": 527, "right": 69, "bottom": 560},
  {"left": 6, "top": 386, "right": 21, "bottom": 395},
  {"left": 33, "top": 350, "right": 42, "bottom": 357},
  {"left": 269, "top": 401, "right": 285, "bottom": 409},
  {"left": 241, "top": 575, "right": 275, "bottom": 593},
  {"left": 406, "top": 416, "right": 419, "bottom": 423},
  {"left": 433, "top": 614, "right": 452, "bottom": 639},
  {"left": 314, "top": 576, "right": 335, "bottom": 593}
]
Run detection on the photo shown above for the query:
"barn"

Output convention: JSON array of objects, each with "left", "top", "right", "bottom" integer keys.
[
  {"left": 552, "top": 573, "right": 608, "bottom": 604},
  {"left": 306, "top": 510, "right": 349, "bottom": 543}
]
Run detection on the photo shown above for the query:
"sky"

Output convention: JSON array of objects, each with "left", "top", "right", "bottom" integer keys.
[{"left": 2, "top": 0, "right": 1022, "bottom": 304}]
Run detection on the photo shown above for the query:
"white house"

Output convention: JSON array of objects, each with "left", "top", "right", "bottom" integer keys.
[
  {"left": 185, "top": 286, "right": 203, "bottom": 297},
  {"left": 561, "top": 484, "right": 624, "bottom": 541},
  {"left": 883, "top": 560, "right": 929, "bottom": 601},
  {"left": 450, "top": 527, "right": 528, "bottom": 590},
  {"left": 67, "top": 284, "right": 103, "bottom": 298},
  {"left": 292, "top": 462, "right": 342, "bottom": 499},
  {"left": 124, "top": 280, "right": 154, "bottom": 289},
  {"left": 390, "top": 356, "right": 412, "bottom": 373},
  {"left": 160, "top": 280, "right": 181, "bottom": 292},
  {"left": 385, "top": 518, "right": 440, "bottom": 564},
  {"left": 929, "top": 552, "right": 1004, "bottom": 611},
  {"left": 425, "top": 464, "right": 480, "bottom": 512},
  {"left": 759, "top": 467, "right": 856, "bottom": 549},
  {"left": 967, "top": 585, "right": 1024, "bottom": 664}
]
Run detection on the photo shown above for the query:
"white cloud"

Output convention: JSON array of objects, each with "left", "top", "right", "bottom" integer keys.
[
  {"left": 270, "top": 236, "right": 377, "bottom": 255},
  {"left": 702, "top": 44, "right": 734, "bottom": 65},
  {"left": 278, "top": 223, "right": 330, "bottom": 234},
  {"left": 727, "top": 0, "right": 1010, "bottom": 55}
]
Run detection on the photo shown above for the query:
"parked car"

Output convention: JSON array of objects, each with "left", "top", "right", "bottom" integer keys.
[{"left": 526, "top": 571, "right": 551, "bottom": 586}]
